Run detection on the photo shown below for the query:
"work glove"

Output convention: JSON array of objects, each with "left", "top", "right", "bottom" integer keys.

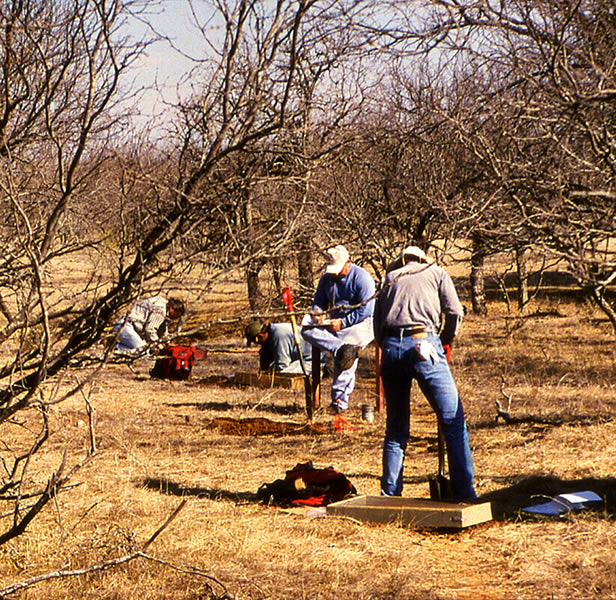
[
  {"left": 443, "top": 344, "right": 452, "bottom": 363},
  {"left": 415, "top": 340, "right": 440, "bottom": 364}
]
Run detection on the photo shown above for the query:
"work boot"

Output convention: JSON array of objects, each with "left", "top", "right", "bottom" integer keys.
[
  {"left": 336, "top": 344, "right": 359, "bottom": 371},
  {"left": 327, "top": 402, "right": 345, "bottom": 415}
]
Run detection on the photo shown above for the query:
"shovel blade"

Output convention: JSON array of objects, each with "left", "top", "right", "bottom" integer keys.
[{"left": 429, "top": 474, "right": 453, "bottom": 501}]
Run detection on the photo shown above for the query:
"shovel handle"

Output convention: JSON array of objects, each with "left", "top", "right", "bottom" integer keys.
[
  {"left": 281, "top": 287, "right": 313, "bottom": 419},
  {"left": 281, "top": 287, "right": 308, "bottom": 377},
  {"left": 437, "top": 420, "right": 447, "bottom": 477}
]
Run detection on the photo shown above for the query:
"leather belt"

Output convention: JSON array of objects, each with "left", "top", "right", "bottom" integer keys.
[{"left": 384, "top": 326, "right": 430, "bottom": 339}]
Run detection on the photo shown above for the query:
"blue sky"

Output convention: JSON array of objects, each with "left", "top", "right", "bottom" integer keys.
[{"left": 125, "top": 0, "right": 213, "bottom": 131}]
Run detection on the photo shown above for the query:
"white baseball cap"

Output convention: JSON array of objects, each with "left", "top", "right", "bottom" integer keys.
[
  {"left": 401, "top": 246, "right": 428, "bottom": 262},
  {"left": 325, "top": 245, "right": 350, "bottom": 274}
]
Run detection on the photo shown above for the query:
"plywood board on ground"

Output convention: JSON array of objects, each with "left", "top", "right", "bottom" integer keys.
[
  {"left": 234, "top": 371, "right": 305, "bottom": 390},
  {"left": 327, "top": 495, "right": 492, "bottom": 529}
]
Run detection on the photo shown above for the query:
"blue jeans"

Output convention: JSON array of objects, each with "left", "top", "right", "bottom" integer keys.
[
  {"left": 114, "top": 317, "right": 146, "bottom": 351},
  {"left": 380, "top": 332, "right": 476, "bottom": 501},
  {"left": 301, "top": 325, "right": 359, "bottom": 409}
]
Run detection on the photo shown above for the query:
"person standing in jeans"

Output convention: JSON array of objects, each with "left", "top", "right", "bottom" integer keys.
[{"left": 373, "top": 246, "right": 476, "bottom": 501}]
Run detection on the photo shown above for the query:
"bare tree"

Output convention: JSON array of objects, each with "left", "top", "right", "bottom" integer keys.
[
  {"left": 0, "top": 0, "right": 410, "bottom": 548},
  {"left": 307, "top": 62, "right": 489, "bottom": 292},
  {"left": 402, "top": 0, "right": 616, "bottom": 330},
  {"left": 154, "top": 0, "right": 396, "bottom": 311},
  {"left": 0, "top": 0, "right": 155, "bottom": 545}
]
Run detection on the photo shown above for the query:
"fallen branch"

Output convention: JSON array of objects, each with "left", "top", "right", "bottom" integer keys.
[
  {"left": 142, "top": 499, "right": 186, "bottom": 551},
  {"left": 495, "top": 376, "right": 566, "bottom": 426},
  {"left": 0, "top": 500, "right": 231, "bottom": 599},
  {"left": 495, "top": 375, "right": 513, "bottom": 423},
  {"left": 0, "top": 550, "right": 231, "bottom": 599}
]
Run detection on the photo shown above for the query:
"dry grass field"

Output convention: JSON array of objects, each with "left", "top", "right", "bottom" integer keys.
[{"left": 1, "top": 273, "right": 616, "bottom": 599}]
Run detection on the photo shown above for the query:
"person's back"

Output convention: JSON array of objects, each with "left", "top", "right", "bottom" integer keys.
[
  {"left": 374, "top": 246, "right": 475, "bottom": 501},
  {"left": 127, "top": 296, "right": 168, "bottom": 342},
  {"left": 114, "top": 296, "right": 184, "bottom": 352},
  {"left": 374, "top": 261, "right": 463, "bottom": 346},
  {"left": 248, "top": 321, "right": 311, "bottom": 374},
  {"left": 268, "top": 323, "right": 311, "bottom": 370}
]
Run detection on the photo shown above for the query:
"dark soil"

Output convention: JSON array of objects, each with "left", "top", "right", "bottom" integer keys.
[{"left": 204, "top": 416, "right": 332, "bottom": 436}]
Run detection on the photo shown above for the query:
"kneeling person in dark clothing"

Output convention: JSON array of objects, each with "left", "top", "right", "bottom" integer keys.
[{"left": 245, "top": 320, "right": 312, "bottom": 374}]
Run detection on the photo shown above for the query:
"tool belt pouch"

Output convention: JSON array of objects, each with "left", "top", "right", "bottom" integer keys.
[{"left": 150, "top": 345, "right": 196, "bottom": 380}]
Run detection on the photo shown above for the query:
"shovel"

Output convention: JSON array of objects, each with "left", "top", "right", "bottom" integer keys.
[
  {"left": 281, "top": 287, "right": 313, "bottom": 420},
  {"left": 429, "top": 420, "right": 453, "bottom": 500}
]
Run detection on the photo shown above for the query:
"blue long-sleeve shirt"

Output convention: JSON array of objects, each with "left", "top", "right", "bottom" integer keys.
[{"left": 312, "top": 263, "right": 375, "bottom": 329}]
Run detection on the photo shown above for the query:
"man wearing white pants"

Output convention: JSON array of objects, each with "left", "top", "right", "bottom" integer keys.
[{"left": 301, "top": 245, "right": 375, "bottom": 413}]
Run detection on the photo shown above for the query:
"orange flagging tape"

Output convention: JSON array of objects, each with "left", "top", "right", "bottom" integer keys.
[{"left": 333, "top": 413, "right": 358, "bottom": 432}]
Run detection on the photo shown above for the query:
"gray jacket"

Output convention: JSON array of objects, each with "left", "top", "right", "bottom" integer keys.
[{"left": 373, "top": 262, "right": 463, "bottom": 346}]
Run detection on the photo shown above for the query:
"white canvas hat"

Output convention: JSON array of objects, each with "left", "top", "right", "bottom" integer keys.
[
  {"left": 401, "top": 246, "right": 428, "bottom": 262},
  {"left": 325, "top": 245, "right": 350, "bottom": 274}
]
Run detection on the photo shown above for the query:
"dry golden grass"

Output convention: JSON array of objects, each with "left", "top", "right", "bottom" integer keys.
[{"left": 1, "top": 285, "right": 616, "bottom": 599}]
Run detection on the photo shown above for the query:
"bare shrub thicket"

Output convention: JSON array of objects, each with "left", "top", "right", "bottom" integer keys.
[
  {"left": 163, "top": 0, "right": 393, "bottom": 313},
  {"left": 1, "top": 0, "right": 615, "bottom": 595},
  {"left": 0, "top": 0, "right": 404, "bottom": 555},
  {"left": 407, "top": 0, "right": 616, "bottom": 325},
  {"left": 0, "top": 0, "right": 153, "bottom": 546}
]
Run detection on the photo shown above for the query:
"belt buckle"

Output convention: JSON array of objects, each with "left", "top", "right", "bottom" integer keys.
[{"left": 409, "top": 326, "right": 428, "bottom": 339}]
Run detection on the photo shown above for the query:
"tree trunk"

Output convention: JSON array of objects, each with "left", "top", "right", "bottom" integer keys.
[
  {"left": 297, "top": 244, "right": 314, "bottom": 306},
  {"left": 246, "top": 261, "right": 262, "bottom": 312},
  {"left": 470, "top": 237, "right": 488, "bottom": 316},
  {"left": 593, "top": 289, "right": 616, "bottom": 335},
  {"left": 271, "top": 258, "right": 283, "bottom": 294},
  {"left": 515, "top": 247, "right": 529, "bottom": 312}
]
